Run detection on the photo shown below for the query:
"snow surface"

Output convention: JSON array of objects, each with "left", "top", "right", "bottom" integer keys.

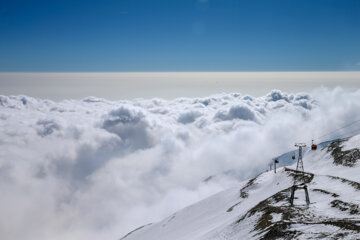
[
  {"left": 343, "top": 134, "right": 360, "bottom": 151},
  {"left": 123, "top": 136, "right": 360, "bottom": 240}
]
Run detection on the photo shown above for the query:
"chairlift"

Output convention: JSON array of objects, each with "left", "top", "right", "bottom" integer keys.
[
  {"left": 292, "top": 155, "right": 296, "bottom": 160},
  {"left": 311, "top": 140, "right": 317, "bottom": 150}
]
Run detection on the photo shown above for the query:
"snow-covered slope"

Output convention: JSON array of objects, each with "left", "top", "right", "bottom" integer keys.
[{"left": 121, "top": 136, "right": 360, "bottom": 240}]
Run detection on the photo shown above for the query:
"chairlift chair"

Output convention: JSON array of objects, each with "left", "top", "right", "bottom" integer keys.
[{"left": 311, "top": 140, "right": 317, "bottom": 150}]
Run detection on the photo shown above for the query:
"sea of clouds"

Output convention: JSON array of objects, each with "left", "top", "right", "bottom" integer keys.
[{"left": 1, "top": 88, "right": 360, "bottom": 240}]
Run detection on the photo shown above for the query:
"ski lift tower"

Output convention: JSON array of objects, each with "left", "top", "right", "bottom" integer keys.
[{"left": 289, "top": 143, "right": 310, "bottom": 206}]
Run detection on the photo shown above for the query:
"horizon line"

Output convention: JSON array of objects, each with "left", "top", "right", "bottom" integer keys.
[{"left": 1, "top": 71, "right": 360, "bottom": 74}]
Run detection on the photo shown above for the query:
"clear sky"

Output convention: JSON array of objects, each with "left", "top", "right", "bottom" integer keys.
[{"left": 1, "top": 0, "right": 360, "bottom": 72}]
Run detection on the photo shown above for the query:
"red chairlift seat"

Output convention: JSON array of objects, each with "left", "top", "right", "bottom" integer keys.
[{"left": 311, "top": 140, "right": 317, "bottom": 150}]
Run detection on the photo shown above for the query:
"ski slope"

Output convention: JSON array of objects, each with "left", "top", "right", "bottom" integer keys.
[{"left": 122, "top": 136, "right": 360, "bottom": 240}]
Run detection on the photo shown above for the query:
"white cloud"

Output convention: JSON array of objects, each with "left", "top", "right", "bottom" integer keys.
[{"left": 1, "top": 88, "right": 360, "bottom": 239}]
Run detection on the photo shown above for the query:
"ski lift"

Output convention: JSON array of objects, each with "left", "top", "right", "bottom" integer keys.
[
  {"left": 273, "top": 158, "right": 279, "bottom": 173},
  {"left": 311, "top": 140, "right": 317, "bottom": 150},
  {"left": 292, "top": 155, "right": 295, "bottom": 160}
]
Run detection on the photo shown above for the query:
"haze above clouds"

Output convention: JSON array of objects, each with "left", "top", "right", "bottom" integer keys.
[
  {"left": 1, "top": 88, "right": 360, "bottom": 240},
  {"left": 1, "top": 72, "right": 360, "bottom": 100}
]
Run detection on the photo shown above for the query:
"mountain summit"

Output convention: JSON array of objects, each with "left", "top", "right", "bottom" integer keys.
[{"left": 121, "top": 136, "right": 360, "bottom": 240}]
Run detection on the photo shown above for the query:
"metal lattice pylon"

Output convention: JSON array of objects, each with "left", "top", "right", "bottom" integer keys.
[
  {"left": 290, "top": 143, "right": 310, "bottom": 206},
  {"left": 294, "top": 143, "right": 306, "bottom": 185}
]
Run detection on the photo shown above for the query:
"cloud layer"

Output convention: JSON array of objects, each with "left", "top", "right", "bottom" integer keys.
[{"left": 1, "top": 88, "right": 360, "bottom": 240}]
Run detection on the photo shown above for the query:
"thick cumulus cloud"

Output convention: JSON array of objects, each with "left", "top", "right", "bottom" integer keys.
[
  {"left": 1, "top": 88, "right": 360, "bottom": 240},
  {"left": 102, "top": 107, "right": 154, "bottom": 150},
  {"left": 214, "top": 104, "right": 258, "bottom": 122}
]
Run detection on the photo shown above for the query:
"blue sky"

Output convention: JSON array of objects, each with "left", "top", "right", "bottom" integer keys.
[{"left": 0, "top": 0, "right": 359, "bottom": 72}]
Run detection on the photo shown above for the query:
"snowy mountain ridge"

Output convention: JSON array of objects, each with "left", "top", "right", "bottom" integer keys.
[{"left": 121, "top": 135, "right": 360, "bottom": 240}]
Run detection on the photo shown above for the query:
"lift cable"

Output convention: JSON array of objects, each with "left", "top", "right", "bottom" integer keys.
[
  {"left": 321, "top": 127, "right": 360, "bottom": 143},
  {"left": 313, "top": 118, "right": 360, "bottom": 143}
]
